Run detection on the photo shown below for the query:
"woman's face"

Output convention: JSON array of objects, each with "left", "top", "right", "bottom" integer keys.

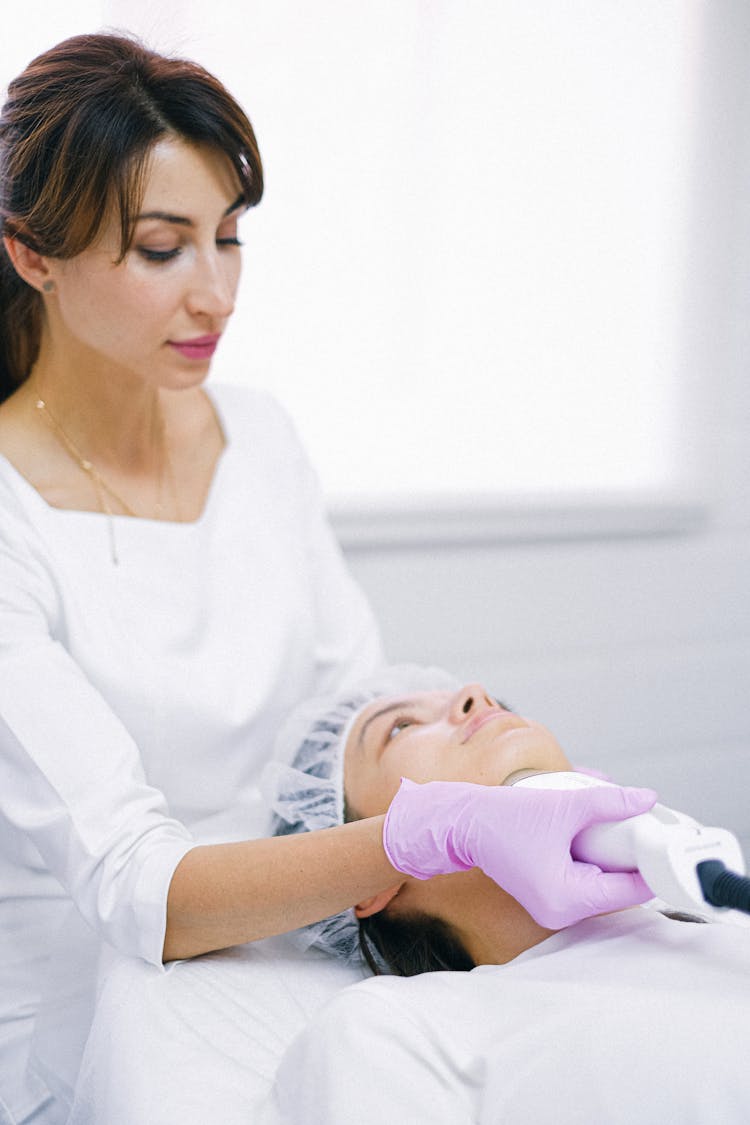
[
  {"left": 47, "top": 137, "right": 246, "bottom": 390},
  {"left": 344, "top": 684, "right": 571, "bottom": 820}
]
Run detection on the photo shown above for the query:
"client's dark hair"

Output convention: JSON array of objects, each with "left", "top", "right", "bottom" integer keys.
[
  {"left": 343, "top": 796, "right": 475, "bottom": 976},
  {"left": 358, "top": 908, "right": 475, "bottom": 976}
]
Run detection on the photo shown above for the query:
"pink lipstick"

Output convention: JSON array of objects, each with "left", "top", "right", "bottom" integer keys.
[{"left": 168, "top": 334, "right": 220, "bottom": 360}]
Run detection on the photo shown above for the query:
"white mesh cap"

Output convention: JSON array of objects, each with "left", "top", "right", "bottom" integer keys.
[{"left": 261, "top": 663, "right": 461, "bottom": 966}]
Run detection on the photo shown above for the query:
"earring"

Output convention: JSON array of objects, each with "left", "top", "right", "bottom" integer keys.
[{"left": 42, "top": 280, "right": 55, "bottom": 293}]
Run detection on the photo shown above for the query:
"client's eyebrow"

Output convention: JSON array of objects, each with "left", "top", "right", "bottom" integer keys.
[
  {"left": 357, "top": 700, "right": 410, "bottom": 751},
  {"left": 136, "top": 193, "right": 247, "bottom": 226}
]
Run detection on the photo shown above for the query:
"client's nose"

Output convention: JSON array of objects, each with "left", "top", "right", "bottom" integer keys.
[{"left": 450, "top": 683, "right": 496, "bottom": 722}]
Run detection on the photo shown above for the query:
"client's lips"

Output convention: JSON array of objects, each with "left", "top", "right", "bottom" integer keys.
[
  {"left": 461, "top": 710, "right": 524, "bottom": 744},
  {"left": 168, "top": 334, "right": 221, "bottom": 360}
]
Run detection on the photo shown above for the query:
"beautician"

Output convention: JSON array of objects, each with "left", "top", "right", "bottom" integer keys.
[{"left": 0, "top": 33, "right": 655, "bottom": 1123}]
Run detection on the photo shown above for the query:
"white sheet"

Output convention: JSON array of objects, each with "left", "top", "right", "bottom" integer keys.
[
  {"left": 67, "top": 934, "right": 366, "bottom": 1125},
  {"left": 261, "top": 908, "right": 750, "bottom": 1124}
]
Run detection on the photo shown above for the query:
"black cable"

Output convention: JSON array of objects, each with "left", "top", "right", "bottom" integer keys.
[{"left": 697, "top": 859, "right": 750, "bottom": 915}]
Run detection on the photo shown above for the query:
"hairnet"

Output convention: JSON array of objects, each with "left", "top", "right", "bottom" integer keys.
[{"left": 261, "top": 664, "right": 461, "bottom": 967}]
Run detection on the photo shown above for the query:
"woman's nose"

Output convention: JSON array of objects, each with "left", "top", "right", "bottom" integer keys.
[
  {"left": 186, "top": 252, "right": 237, "bottom": 320},
  {"left": 449, "top": 683, "right": 496, "bottom": 722}
]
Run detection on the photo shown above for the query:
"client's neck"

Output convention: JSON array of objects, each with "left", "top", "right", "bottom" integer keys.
[
  {"left": 459, "top": 901, "right": 556, "bottom": 965},
  {"left": 408, "top": 869, "right": 557, "bottom": 966}
]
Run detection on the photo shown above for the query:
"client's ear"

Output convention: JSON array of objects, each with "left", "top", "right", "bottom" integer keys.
[{"left": 355, "top": 884, "right": 403, "bottom": 918}]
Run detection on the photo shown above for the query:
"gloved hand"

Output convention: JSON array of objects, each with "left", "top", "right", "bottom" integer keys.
[{"left": 383, "top": 778, "right": 658, "bottom": 929}]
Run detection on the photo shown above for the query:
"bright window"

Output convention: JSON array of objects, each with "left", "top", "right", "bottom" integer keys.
[{"left": 4, "top": 4, "right": 705, "bottom": 538}]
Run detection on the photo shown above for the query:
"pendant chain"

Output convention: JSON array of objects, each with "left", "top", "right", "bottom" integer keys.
[{"left": 35, "top": 397, "right": 181, "bottom": 563}]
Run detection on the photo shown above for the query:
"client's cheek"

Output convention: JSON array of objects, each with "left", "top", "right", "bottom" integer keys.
[
  {"left": 377, "top": 774, "right": 418, "bottom": 818},
  {"left": 342, "top": 768, "right": 392, "bottom": 821}
]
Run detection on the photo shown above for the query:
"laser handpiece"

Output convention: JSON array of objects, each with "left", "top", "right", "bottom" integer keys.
[{"left": 512, "top": 771, "right": 750, "bottom": 922}]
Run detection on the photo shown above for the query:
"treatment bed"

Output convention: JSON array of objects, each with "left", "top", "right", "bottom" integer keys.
[
  {"left": 66, "top": 934, "right": 364, "bottom": 1124},
  {"left": 67, "top": 906, "right": 750, "bottom": 1123}
]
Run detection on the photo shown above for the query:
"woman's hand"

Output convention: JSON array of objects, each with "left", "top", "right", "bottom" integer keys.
[{"left": 383, "top": 778, "right": 657, "bottom": 929}]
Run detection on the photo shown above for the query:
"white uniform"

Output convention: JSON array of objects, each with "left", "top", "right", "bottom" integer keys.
[
  {"left": 0, "top": 384, "right": 382, "bottom": 1123},
  {"left": 263, "top": 908, "right": 750, "bottom": 1124}
]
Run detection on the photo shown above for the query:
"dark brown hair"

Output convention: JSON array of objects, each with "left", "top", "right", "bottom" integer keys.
[
  {"left": 359, "top": 908, "right": 475, "bottom": 976},
  {"left": 0, "top": 32, "right": 263, "bottom": 401}
]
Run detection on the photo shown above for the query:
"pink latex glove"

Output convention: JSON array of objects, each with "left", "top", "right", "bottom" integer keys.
[{"left": 383, "top": 778, "right": 658, "bottom": 929}]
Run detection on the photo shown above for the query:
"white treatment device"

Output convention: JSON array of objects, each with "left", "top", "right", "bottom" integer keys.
[{"left": 512, "top": 771, "right": 750, "bottom": 922}]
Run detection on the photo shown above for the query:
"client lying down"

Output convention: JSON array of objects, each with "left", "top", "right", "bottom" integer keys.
[{"left": 261, "top": 666, "right": 750, "bottom": 1124}]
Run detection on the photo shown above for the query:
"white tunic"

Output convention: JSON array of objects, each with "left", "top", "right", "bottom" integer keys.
[
  {"left": 264, "top": 908, "right": 750, "bottom": 1124},
  {"left": 0, "top": 383, "right": 382, "bottom": 1122}
]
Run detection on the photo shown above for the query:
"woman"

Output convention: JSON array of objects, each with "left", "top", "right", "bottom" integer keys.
[
  {"left": 264, "top": 670, "right": 750, "bottom": 1125},
  {"left": 267, "top": 664, "right": 659, "bottom": 973},
  {"left": 0, "top": 34, "right": 656, "bottom": 1122}
]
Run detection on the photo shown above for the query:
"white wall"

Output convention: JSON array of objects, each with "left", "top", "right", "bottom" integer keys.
[
  {"left": 205, "top": 1, "right": 697, "bottom": 506},
  {"left": 343, "top": 4, "right": 750, "bottom": 854}
]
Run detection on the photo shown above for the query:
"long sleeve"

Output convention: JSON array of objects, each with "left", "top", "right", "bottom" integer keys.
[{"left": 0, "top": 508, "right": 194, "bottom": 966}]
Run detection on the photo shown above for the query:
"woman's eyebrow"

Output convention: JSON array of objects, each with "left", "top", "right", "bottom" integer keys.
[
  {"left": 224, "top": 193, "right": 247, "bottom": 215},
  {"left": 357, "top": 700, "right": 410, "bottom": 750},
  {"left": 136, "top": 194, "right": 247, "bottom": 226},
  {"left": 136, "top": 210, "right": 191, "bottom": 226}
]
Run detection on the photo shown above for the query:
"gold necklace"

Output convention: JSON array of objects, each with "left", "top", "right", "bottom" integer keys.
[{"left": 35, "top": 397, "right": 180, "bottom": 564}]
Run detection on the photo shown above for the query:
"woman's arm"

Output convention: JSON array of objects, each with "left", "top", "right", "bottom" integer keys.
[{"left": 164, "top": 817, "right": 393, "bottom": 961}]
